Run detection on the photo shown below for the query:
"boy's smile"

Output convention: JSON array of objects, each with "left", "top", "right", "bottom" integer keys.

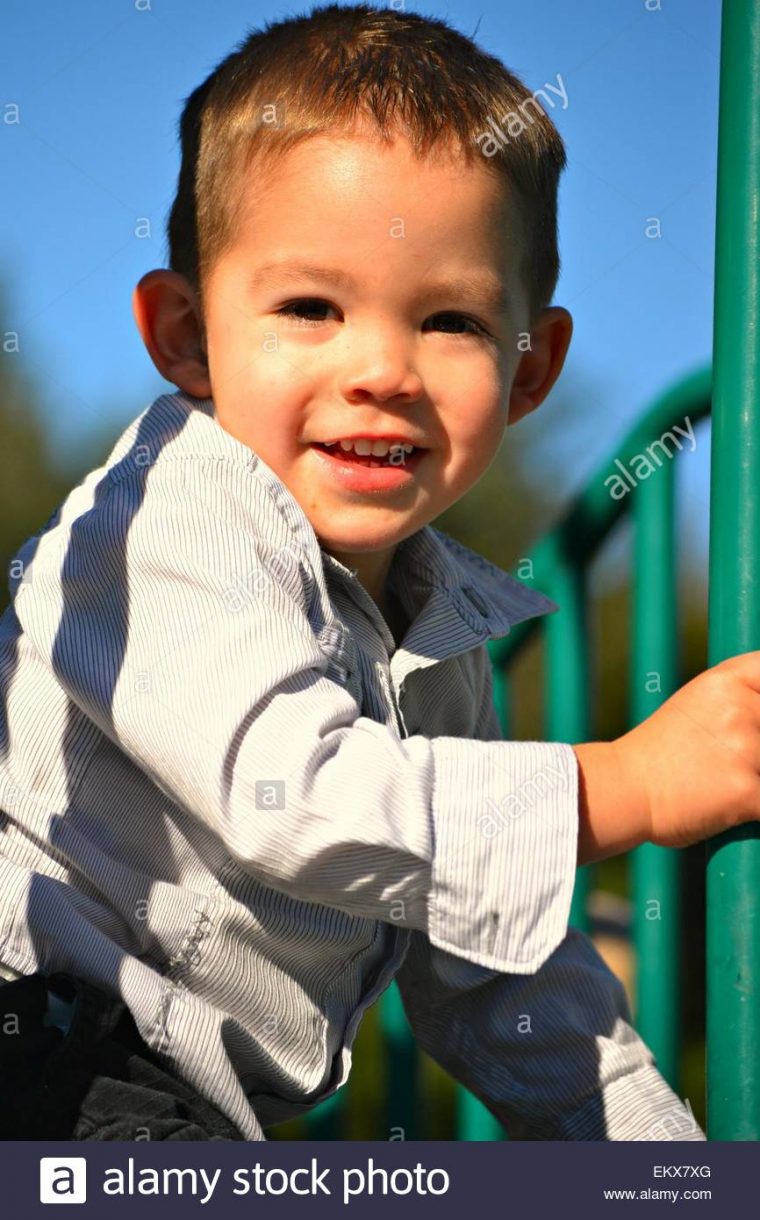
[{"left": 134, "top": 126, "right": 571, "bottom": 611}]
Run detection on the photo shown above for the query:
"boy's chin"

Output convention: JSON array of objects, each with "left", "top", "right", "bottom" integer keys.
[{"left": 314, "top": 520, "right": 422, "bottom": 556}]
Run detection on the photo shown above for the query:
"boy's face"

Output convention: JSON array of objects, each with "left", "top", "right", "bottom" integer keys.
[{"left": 138, "top": 129, "right": 571, "bottom": 603}]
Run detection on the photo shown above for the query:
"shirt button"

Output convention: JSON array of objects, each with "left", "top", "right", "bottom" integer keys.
[{"left": 462, "top": 586, "right": 490, "bottom": 617}]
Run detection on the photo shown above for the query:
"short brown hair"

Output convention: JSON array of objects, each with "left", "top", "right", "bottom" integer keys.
[{"left": 166, "top": 3, "right": 567, "bottom": 323}]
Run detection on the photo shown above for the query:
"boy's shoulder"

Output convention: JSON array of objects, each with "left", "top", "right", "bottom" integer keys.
[
  {"left": 100, "top": 388, "right": 256, "bottom": 482},
  {"left": 72, "top": 387, "right": 315, "bottom": 560},
  {"left": 8, "top": 390, "right": 296, "bottom": 603}
]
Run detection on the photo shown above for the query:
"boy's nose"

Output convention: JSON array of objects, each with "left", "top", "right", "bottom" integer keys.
[{"left": 338, "top": 337, "right": 424, "bottom": 404}]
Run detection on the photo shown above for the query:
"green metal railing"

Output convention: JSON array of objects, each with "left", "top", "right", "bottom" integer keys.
[{"left": 285, "top": 0, "right": 759, "bottom": 1142}]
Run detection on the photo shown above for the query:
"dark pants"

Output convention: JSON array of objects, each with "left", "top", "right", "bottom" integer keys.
[{"left": 0, "top": 972, "right": 244, "bottom": 1140}]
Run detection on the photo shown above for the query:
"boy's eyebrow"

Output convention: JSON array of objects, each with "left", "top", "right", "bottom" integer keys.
[{"left": 249, "top": 259, "right": 511, "bottom": 313}]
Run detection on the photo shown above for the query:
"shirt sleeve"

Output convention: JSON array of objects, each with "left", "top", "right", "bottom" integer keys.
[
  {"left": 396, "top": 651, "right": 704, "bottom": 1140},
  {"left": 393, "top": 926, "right": 706, "bottom": 1140},
  {"left": 14, "top": 454, "right": 579, "bottom": 974}
]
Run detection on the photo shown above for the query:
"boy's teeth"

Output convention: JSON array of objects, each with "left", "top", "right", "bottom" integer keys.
[{"left": 327, "top": 439, "right": 415, "bottom": 456}]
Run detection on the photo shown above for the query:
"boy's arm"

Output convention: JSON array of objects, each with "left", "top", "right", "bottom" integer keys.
[
  {"left": 14, "top": 455, "right": 579, "bottom": 975},
  {"left": 393, "top": 926, "right": 705, "bottom": 1140},
  {"left": 572, "top": 741, "right": 651, "bottom": 865}
]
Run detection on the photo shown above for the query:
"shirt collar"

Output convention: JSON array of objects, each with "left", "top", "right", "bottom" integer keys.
[
  {"left": 319, "top": 522, "right": 558, "bottom": 674},
  {"left": 389, "top": 525, "right": 558, "bottom": 640}
]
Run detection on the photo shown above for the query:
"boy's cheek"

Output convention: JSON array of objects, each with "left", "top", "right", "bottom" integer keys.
[{"left": 443, "top": 389, "right": 507, "bottom": 453}]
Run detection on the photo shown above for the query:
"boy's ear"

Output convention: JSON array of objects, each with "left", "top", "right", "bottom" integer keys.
[
  {"left": 132, "top": 269, "right": 211, "bottom": 399},
  {"left": 507, "top": 306, "right": 573, "bottom": 427}
]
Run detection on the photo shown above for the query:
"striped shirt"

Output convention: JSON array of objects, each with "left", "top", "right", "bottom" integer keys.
[{"left": 0, "top": 389, "right": 704, "bottom": 1140}]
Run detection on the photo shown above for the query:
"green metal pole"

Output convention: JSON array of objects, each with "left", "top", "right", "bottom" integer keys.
[
  {"left": 706, "top": 0, "right": 760, "bottom": 1140},
  {"left": 543, "top": 534, "right": 592, "bottom": 932},
  {"left": 379, "top": 982, "right": 419, "bottom": 1139},
  {"left": 630, "top": 461, "right": 681, "bottom": 1092}
]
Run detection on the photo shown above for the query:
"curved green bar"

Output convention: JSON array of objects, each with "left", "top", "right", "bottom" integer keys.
[
  {"left": 489, "top": 367, "right": 713, "bottom": 681},
  {"left": 706, "top": 0, "right": 760, "bottom": 1141}
]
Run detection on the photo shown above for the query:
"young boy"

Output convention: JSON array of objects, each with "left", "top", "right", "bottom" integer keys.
[{"left": 0, "top": 3, "right": 757, "bottom": 1142}]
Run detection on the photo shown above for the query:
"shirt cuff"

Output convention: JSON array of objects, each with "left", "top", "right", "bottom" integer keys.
[
  {"left": 544, "top": 1062, "right": 706, "bottom": 1140},
  {"left": 428, "top": 739, "right": 579, "bottom": 973}
]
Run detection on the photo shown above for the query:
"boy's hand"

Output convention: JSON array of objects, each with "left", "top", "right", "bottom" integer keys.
[
  {"left": 613, "top": 651, "right": 760, "bottom": 850},
  {"left": 573, "top": 652, "right": 760, "bottom": 864}
]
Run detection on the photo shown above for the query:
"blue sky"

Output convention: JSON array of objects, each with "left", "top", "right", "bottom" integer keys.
[{"left": 1, "top": 0, "right": 721, "bottom": 565}]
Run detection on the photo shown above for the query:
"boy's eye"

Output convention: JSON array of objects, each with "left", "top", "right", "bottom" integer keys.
[
  {"left": 425, "top": 312, "right": 488, "bottom": 337},
  {"left": 276, "top": 298, "right": 334, "bottom": 326},
  {"left": 275, "top": 299, "right": 490, "bottom": 338}
]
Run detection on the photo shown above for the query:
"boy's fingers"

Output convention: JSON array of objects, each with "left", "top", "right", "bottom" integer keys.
[
  {"left": 666, "top": 690, "right": 760, "bottom": 774},
  {"left": 717, "top": 649, "right": 760, "bottom": 695}
]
